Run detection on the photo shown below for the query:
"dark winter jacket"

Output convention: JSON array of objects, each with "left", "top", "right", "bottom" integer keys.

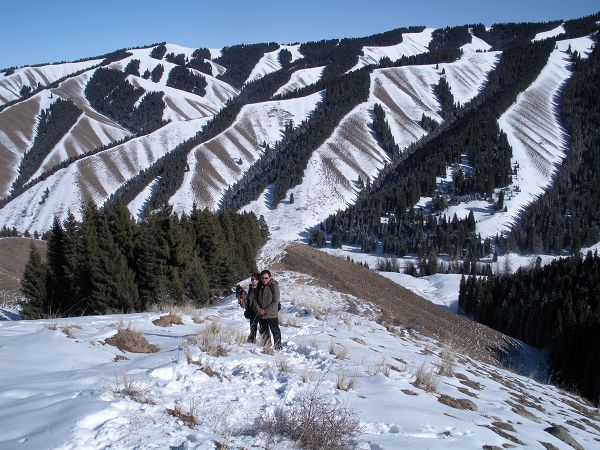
[
  {"left": 245, "top": 284, "right": 259, "bottom": 319},
  {"left": 254, "top": 279, "right": 280, "bottom": 319}
]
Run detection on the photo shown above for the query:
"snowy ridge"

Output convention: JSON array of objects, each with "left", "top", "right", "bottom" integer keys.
[
  {"left": 0, "top": 94, "right": 55, "bottom": 197},
  {"left": 532, "top": 23, "right": 566, "bottom": 42},
  {"left": 274, "top": 66, "right": 325, "bottom": 96},
  {"left": 243, "top": 102, "right": 390, "bottom": 240},
  {"left": 0, "top": 59, "right": 103, "bottom": 106},
  {"left": 0, "top": 119, "right": 208, "bottom": 233},
  {"left": 169, "top": 92, "right": 323, "bottom": 215},
  {"left": 249, "top": 47, "right": 501, "bottom": 240},
  {"left": 127, "top": 45, "right": 227, "bottom": 77},
  {"left": 441, "top": 35, "right": 501, "bottom": 106},
  {"left": 350, "top": 28, "right": 435, "bottom": 72},
  {"left": 436, "top": 35, "right": 595, "bottom": 240},
  {"left": 127, "top": 176, "right": 161, "bottom": 217},
  {"left": 0, "top": 268, "right": 597, "bottom": 449},
  {"left": 246, "top": 45, "right": 303, "bottom": 83},
  {"left": 25, "top": 70, "right": 133, "bottom": 182},
  {"left": 110, "top": 56, "right": 238, "bottom": 106}
]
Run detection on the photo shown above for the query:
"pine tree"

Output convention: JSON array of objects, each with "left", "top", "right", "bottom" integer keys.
[{"left": 20, "top": 244, "right": 48, "bottom": 318}]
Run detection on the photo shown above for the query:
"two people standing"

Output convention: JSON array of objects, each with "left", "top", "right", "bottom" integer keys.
[{"left": 239, "top": 270, "right": 282, "bottom": 350}]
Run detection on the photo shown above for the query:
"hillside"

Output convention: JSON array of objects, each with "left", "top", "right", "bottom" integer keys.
[{"left": 1, "top": 242, "right": 598, "bottom": 449}]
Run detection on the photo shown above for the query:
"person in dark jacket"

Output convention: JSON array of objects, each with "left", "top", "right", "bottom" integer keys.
[
  {"left": 255, "top": 269, "right": 282, "bottom": 350},
  {"left": 242, "top": 273, "right": 261, "bottom": 343}
]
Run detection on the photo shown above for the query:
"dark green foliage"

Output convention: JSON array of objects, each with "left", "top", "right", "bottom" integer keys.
[
  {"left": 20, "top": 203, "right": 267, "bottom": 317},
  {"left": 129, "top": 92, "right": 167, "bottom": 132},
  {"left": 151, "top": 64, "right": 164, "bottom": 82},
  {"left": 325, "top": 39, "right": 554, "bottom": 258},
  {"left": 192, "top": 48, "right": 211, "bottom": 60},
  {"left": 20, "top": 244, "right": 47, "bottom": 318},
  {"left": 20, "top": 85, "right": 31, "bottom": 97},
  {"left": 459, "top": 252, "right": 600, "bottom": 404},
  {"left": 150, "top": 44, "right": 167, "bottom": 60},
  {"left": 502, "top": 40, "right": 600, "bottom": 254},
  {"left": 85, "top": 68, "right": 165, "bottom": 133},
  {"left": 562, "top": 12, "right": 600, "bottom": 39},
  {"left": 222, "top": 69, "right": 370, "bottom": 210},
  {"left": 471, "top": 20, "right": 562, "bottom": 50},
  {"left": 428, "top": 26, "right": 471, "bottom": 53},
  {"left": 215, "top": 42, "right": 279, "bottom": 88},
  {"left": 434, "top": 76, "right": 456, "bottom": 119},
  {"left": 12, "top": 98, "right": 81, "bottom": 192},
  {"left": 420, "top": 113, "right": 438, "bottom": 133},
  {"left": 187, "top": 57, "right": 213, "bottom": 75},
  {"left": 124, "top": 59, "right": 140, "bottom": 76},
  {"left": 165, "top": 52, "right": 186, "bottom": 66},
  {"left": 372, "top": 103, "right": 399, "bottom": 156},
  {"left": 278, "top": 48, "right": 292, "bottom": 67},
  {"left": 166, "top": 66, "right": 207, "bottom": 96}
]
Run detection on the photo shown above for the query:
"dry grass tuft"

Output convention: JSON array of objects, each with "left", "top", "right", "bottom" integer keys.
[
  {"left": 191, "top": 321, "right": 229, "bottom": 357},
  {"left": 61, "top": 324, "right": 81, "bottom": 339},
  {"left": 302, "top": 366, "right": 315, "bottom": 383},
  {"left": 258, "top": 387, "right": 361, "bottom": 449},
  {"left": 412, "top": 362, "right": 439, "bottom": 392},
  {"left": 105, "top": 323, "right": 159, "bottom": 353},
  {"left": 329, "top": 341, "right": 348, "bottom": 360},
  {"left": 274, "top": 353, "right": 293, "bottom": 373},
  {"left": 112, "top": 370, "right": 155, "bottom": 405},
  {"left": 113, "top": 354, "right": 129, "bottom": 362},
  {"left": 437, "top": 352, "right": 456, "bottom": 377},
  {"left": 44, "top": 323, "right": 58, "bottom": 331},
  {"left": 336, "top": 368, "right": 358, "bottom": 391},
  {"left": 152, "top": 313, "right": 183, "bottom": 327},
  {"left": 167, "top": 401, "right": 199, "bottom": 427},
  {"left": 438, "top": 394, "right": 478, "bottom": 411}
]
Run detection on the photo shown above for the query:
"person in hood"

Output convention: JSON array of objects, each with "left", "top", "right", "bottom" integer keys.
[{"left": 255, "top": 269, "right": 282, "bottom": 350}]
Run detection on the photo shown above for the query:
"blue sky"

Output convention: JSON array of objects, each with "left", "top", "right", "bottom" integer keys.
[{"left": 1, "top": 0, "right": 598, "bottom": 68}]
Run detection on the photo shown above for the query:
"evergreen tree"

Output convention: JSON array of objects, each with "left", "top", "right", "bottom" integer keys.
[{"left": 20, "top": 244, "right": 47, "bottom": 318}]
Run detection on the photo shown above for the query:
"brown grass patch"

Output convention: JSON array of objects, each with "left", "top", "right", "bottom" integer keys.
[
  {"left": 457, "top": 387, "right": 478, "bottom": 398},
  {"left": 438, "top": 394, "right": 477, "bottom": 411},
  {"left": 280, "top": 243, "right": 513, "bottom": 364},
  {"left": 105, "top": 323, "right": 159, "bottom": 353},
  {"left": 412, "top": 362, "right": 439, "bottom": 392},
  {"left": 482, "top": 425, "right": 524, "bottom": 445},
  {"left": 167, "top": 403, "right": 199, "bottom": 428},
  {"left": 402, "top": 389, "right": 418, "bottom": 396},
  {"left": 112, "top": 370, "right": 155, "bottom": 405},
  {"left": 61, "top": 324, "right": 81, "bottom": 339},
  {"left": 152, "top": 313, "right": 183, "bottom": 327}
]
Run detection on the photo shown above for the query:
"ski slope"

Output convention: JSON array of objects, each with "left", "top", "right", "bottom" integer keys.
[
  {"left": 532, "top": 23, "right": 566, "bottom": 42},
  {"left": 350, "top": 28, "right": 435, "bottom": 71},
  {"left": 0, "top": 119, "right": 208, "bottom": 233},
  {"left": 168, "top": 92, "right": 323, "bottom": 215}
]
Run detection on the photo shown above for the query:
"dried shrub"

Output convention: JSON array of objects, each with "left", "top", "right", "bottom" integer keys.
[
  {"left": 259, "top": 388, "right": 361, "bottom": 449},
  {"left": 438, "top": 394, "right": 477, "bottom": 411},
  {"left": 112, "top": 370, "right": 155, "bottom": 405},
  {"left": 302, "top": 366, "right": 315, "bottom": 383},
  {"left": 61, "top": 324, "right": 81, "bottom": 339},
  {"left": 152, "top": 313, "right": 183, "bottom": 327},
  {"left": 167, "top": 401, "right": 199, "bottom": 427},
  {"left": 105, "top": 323, "right": 159, "bottom": 353},
  {"left": 192, "top": 321, "right": 229, "bottom": 357},
  {"left": 274, "top": 353, "right": 293, "bottom": 373},
  {"left": 329, "top": 341, "right": 348, "bottom": 360},
  {"left": 412, "top": 362, "right": 439, "bottom": 392}
]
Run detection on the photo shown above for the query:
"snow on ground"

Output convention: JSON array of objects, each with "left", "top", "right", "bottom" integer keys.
[
  {"left": 532, "top": 23, "right": 566, "bottom": 42},
  {"left": 0, "top": 59, "right": 104, "bottom": 105},
  {"left": 127, "top": 176, "right": 161, "bottom": 219},
  {"left": 109, "top": 56, "right": 239, "bottom": 107},
  {"left": 1, "top": 267, "right": 597, "bottom": 449},
  {"left": 169, "top": 92, "right": 323, "bottom": 214},
  {"left": 128, "top": 75, "right": 224, "bottom": 122},
  {"left": 0, "top": 93, "right": 57, "bottom": 197},
  {"left": 428, "top": 35, "right": 595, "bottom": 240},
  {"left": 0, "top": 119, "right": 208, "bottom": 234},
  {"left": 246, "top": 45, "right": 303, "bottom": 83},
  {"left": 274, "top": 66, "right": 325, "bottom": 96},
  {"left": 243, "top": 102, "right": 390, "bottom": 240},
  {"left": 251, "top": 42, "right": 501, "bottom": 241},
  {"left": 439, "top": 36, "right": 500, "bottom": 106},
  {"left": 350, "top": 28, "right": 435, "bottom": 71}
]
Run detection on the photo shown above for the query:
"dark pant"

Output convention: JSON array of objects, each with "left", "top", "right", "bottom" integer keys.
[
  {"left": 258, "top": 317, "right": 282, "bottom": 349},
  {"left": 247, "top": 313, "right": 258, "bottom": 342}
]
